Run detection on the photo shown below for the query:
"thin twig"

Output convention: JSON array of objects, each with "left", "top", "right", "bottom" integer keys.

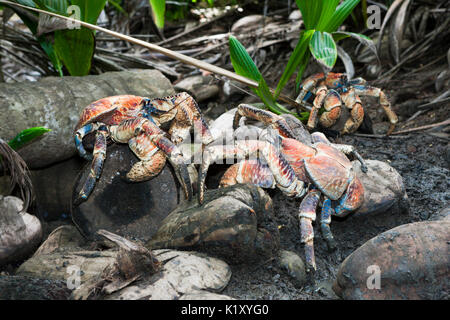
[{"left": 391, "top": 118, "right": 450, "bottom": 135}]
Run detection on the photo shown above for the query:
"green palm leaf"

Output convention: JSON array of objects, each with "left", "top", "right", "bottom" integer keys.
[{"left": 309, "top": 31, "right": 337, "bottom": 70}]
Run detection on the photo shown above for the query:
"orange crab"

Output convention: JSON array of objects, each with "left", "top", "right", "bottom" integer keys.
[
  {"left": 296, "top": 72, "right": 398, "bottom": 135},
  {"left": 198, "top": 104, "right": 367, "bottom": 271},
  {"left": 73, "top": 92, "right": 213, "bottom": 205}
]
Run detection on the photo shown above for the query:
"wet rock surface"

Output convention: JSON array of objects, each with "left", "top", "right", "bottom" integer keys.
[
  {"left": 0, "top": 70, "right": 174, "bottom": 169},
  {"left": 148, "top": 184, "right": 280, "bottom": 264},
  {"left": 106, "top": 249, "right": 231, "bottom": 300},
  {"left": 333, "top": 220, "right": 450, "bottom": 300},
  {"left": 278, "top": 250, "right": 306, "bottom": 287},
  {"left": 174, "top": 75, "right": 220, "bottom": 102},
  {"left": 0, "top": 196, "right": 42, "bottom": 266},
  {"left": 71, "top": 144, "right": 181, "bottom": 242}
]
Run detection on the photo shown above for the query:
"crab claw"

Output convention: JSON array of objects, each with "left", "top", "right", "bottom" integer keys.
[{"left": 167, "top": 152, "right": 193, "bottom": 201}]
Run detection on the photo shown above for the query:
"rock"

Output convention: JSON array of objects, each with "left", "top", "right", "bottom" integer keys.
[
  {"left": 174, "top": 75, "right": 220, "bottom": 102},
  {"left": 429, "top": 206, "right": 450, "bottom": 221},
  {"left": 231, "top": 15, "right": 273, "bottom": 33},
  {"left": 147, "top": 185, "right": 280, "bottom": 264},
  {"left": 288, "top": 10, "right": 302, "bottom": 21},
  {"left": 333, "top": 221, "right": 450, "bottom": 300},
  {"left": 0, "top": 70, "right": 174, "bottom": 169},
  {"left": 33, "top": 225, "right": 86, "bottom": 257},
  {"left": 180, "top": 290, "right": 235, "bottom": 300},
  {"left": 16, "top": 249, "right": 119, "bottom": 282},
  {"left": 278, "top": 250, "right": 306, "bottom": 287},
  {"left": 31, "top": 157, "right": 85, "bottom": 221},
  {"left": 106, "top": 250, "right": 232, "bottom": 300},
  {"left": 71, "top": 144, "right": 181, "bottom": 242},
  {"left": 0, "top": 275, "right": 71, "bottom": 300},
  {"left": 351, "top": 160, "right": 410, "bottom": 218},
  {"left": 0, "top": 196, "right": 42, "bottom": 266}
]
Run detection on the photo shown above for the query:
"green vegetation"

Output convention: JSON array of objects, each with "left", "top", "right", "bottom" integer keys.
[{"left": 229, "top": 0, "right": 376, "bottom": 120}]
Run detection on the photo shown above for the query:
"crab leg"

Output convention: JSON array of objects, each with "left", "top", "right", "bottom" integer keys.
[
  {"left": 298, "top": 189, "right": 321, "bottom": 271},
  {"left": 146, "top": 92, "right": 214, "bottom": 145},
  {"left": 110, "top": 117, "right": 193, "bottom": 200},
  {"left": 219, "top": 159, "right": 276, "bottom": 189},
  {"left": 340, "top": 88, "right": 365, "bottom": 134},
  {"left": 295, "top": 73, "right": 326, "bottom": 106},
  {"left": 74, "top": 125, "right": 108, "bottom": 205},
  {"left": 198, "top": 140, "right": 306, "bottom": 204},
  {"left": 74, "top": 123, "right": 101, "bottom": 161},
  {"left": 233, "top": 104, "right": 297, "bottom": 139},
  {"left": 307, "top": 86, "right": 343, "bottom": 130},
  {"left": 320, "top": 198, "right": 337, "bottom": 251},
  {"left": 353, "top": 85, "right": 398, "bottom": 135}
]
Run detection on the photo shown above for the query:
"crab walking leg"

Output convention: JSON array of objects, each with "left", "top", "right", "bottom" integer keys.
[
  {"left": 320, "top": 198, "right": 337, "bottom": 251},
  {"left": 126, "top": 135, "right": 166, "bottom": 182},
  {"left": 319, "top": 89, "right": 342, "bottom": 128},
  {"left": 74, "top": 123, "right": 102, "bottom": 161},
  {"left": 340, "top": 88, "right": 365, "bottom": 134},
  {"left": 306, "top": 85, "right": 327, "bottom": 130},
  {"left": 298, "top": 189, "right": 321, "bottom": 271},
  {"left": 353, "top": 85, "right": 398, "bottom": 135},
  {"left": 74, "top": 125, "right": 108, "bottom": 205},
  {"left": 198, "top": 141, "right": 306, "bottom": 204},
  {"left": 110, "top": 117, "right": 193, "bottom": 200},
  {"left": 233, "top": 104, "right": 296, "bottom": 139},
  {"left": 295, "top": 73, "right": 326, "bottom": 106},
  {"left": 219, "top": 159, "right": 276, "bottom": 189}
]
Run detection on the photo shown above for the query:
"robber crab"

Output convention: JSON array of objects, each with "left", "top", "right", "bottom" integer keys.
[
  {"left": 198, "top": 104, "right": 368, "bottom": 271},
  {"left": 73, "top": 92, "right": 213, "bottom": 205},
  {"left": 296, "top": 72, "right": 398, "bottom": 135}
]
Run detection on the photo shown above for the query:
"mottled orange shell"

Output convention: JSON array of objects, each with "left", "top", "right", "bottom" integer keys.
[{"left": 75, "top": 95, "right": 145, "bottom": 131}]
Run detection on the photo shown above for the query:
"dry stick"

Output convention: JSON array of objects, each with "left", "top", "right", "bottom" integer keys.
[
  {"left": 406, "top": 90, "right": 450, "bottom": 122},
  {"left": 391, "top": 118, "right": 450, "bottom": 135},
  {"left": 0, "top": 0, "right": 257, "bottom": 88},
  {"left": 0, "top": 1, "right": 307, "bottom": 111}
]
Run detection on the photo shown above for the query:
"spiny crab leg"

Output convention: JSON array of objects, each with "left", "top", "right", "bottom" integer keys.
[
  {"left": 74, "top": 125, "right": 108, "bottom": 205},
  {"left": 198, "top": 140, "right": 306, "bottom": 204},
  {"left": 298, "top": 189, "right": 321, "bottom": 271},
  {"left": 353, "top": 85, "right": 398, "bottom": 135},
  {"left": 233, "top": 104, "right": 297, "bottom": 139},
  {"left": 110, "top": 117, "right": 193, "bottom": 201}
]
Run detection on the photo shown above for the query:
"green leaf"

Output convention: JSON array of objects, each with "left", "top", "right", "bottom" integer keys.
[
  {"left": 150, "top": 0, "right": 166, "bottom": 29},
  {"left": 325, "top": 0, "right": 361, "bottom": 32},
  {"left": 106, "top": 0, "right": 126, "bottom": 14},
  {"left": 229, "top": 35, "right": 261, "bottom": 82},
  {"left": 71, "top": 0, "right": 107, "bottom": 25},
  {"left": 295, "top": 50, "right": 311, "bottom": 93},
  {"left": 38, "top": 36, "right": 63, "bottom": 76},
  {"left": 309, "top": 31, "right": 337, "bottom": 70},
  {"left": 333, "top": 31, "right": 377, "bottom": 56},
  {"left": 8, "top": 127, "right": 51, "bottom": 150},
  {"left": 295, "top": 0, "right": 323, "bottom": 30},
  {"left": 274, "top": 29, "right": 314, "bottom": 98},
  {"left": 54, "top": 27, "right": 94, "bottom": 76},
  {"left": 316, "top": 0, "right": 340, "bottom": 31}
]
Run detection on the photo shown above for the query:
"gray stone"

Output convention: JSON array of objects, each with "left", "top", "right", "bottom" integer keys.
[
  {"left": 174, "top": 75, "right": 219, "bottom": 102},
  {"left": 0, "top": 196, "right": 42, "bottom": 266},
  {"left": 278, "top": 250, "right": 306, "bottom": 287},
  {"left": 33, "top": 225, "right": 86, "bottom": 257},
  {"left": 106, "top": 249, "right": 232, "bottom": 300},
  {"left": 0, "top": 70, "right": 174, "bottom": 169},
  {"left": 71, "top": 144, "right": 181, "bottom": 242},
  {"left": 180, "top": 290, "right": 235, "bottom": 300},
  {"left": 351, "top": 159, "right": 410, "bottom": 218},
  {"left": 429, "top": 206, "right": 450, "bottom": 221},
  {"left": 31, "top": 157, "right": 85, "bottom": 221},
  {"left": 333, "top": 221, "right": 450, "bottom": 300}
]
